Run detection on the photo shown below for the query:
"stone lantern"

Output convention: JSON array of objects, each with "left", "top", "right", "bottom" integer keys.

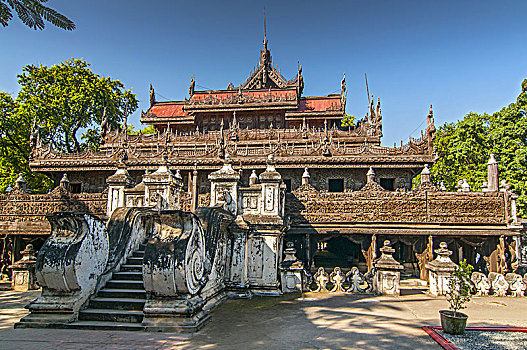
[
  {"left": 373, "top": 240, "right": 403, "bottom": 295},
  {"left": 9, "top": 244, "right": 38, "bottom": 291},
  {"left": 280, "top": 242, "right": 305, "bottom": 293},
  {"left": 426, "top": 242, "right": 457, "bottom": 296}
]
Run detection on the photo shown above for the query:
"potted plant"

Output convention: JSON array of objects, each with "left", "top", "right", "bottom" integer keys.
[{"left": 440, "top": 260, "right": 473, "bottom": 335}]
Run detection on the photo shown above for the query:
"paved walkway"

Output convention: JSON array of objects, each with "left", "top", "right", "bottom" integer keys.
[{"left": 1, "top": 289, "right": 527, "bottom": 349}]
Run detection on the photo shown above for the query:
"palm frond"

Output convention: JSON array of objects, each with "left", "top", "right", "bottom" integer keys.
[
  {"left": 0, "top": 3, "right": 14, "bottom": 27},
  {"left": 29, "top": 1, "right": 75, "bottom": 30}
]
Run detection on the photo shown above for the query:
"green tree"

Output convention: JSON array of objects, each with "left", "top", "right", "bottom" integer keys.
[
  {"left": 0, "top": 92, "right": 51, "bottom": 192},
  {"left": 340, "top": 113, "right": 355, "bottom": 129},
  {"left": 0, "top": 0, "right": 75, "bottom": 30},
  {"left": 432, "top": 79, "right": 527, "bottom": 216},
  {"left": 17, "top": 58, "right": 138, "bottom": 153},
  {"left": 0, "top": 59, "right": 138, "bottom": 193}
]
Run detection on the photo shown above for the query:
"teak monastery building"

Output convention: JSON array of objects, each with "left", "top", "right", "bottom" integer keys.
[{"left": 0, "top": 24, "right": 524, "bottom": 286}]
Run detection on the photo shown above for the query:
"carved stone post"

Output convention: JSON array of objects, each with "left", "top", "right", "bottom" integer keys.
[
  {"left": 9, "top": 244, "right": 38, "bottom": 291},
  {"left": 373, "top": 240, "right": 403, "bottom": 296},
  {"left": 426, "top": 242, "right": 457, "bottom": 296},
  {"left": 367, "top": 167, "right": 375, "bottom": 184},
  {"left": 143, "top": 164, "right": 183, "bottom": 210},
  {"left": 302, "top": 168, "right": 310, "bottom": 186},
  {"left": 280, "top": 242, "right": 305, "bottom": 293},
  {"left": 249, "top": 170, "right": 258, "bottom": 186},
  {"left": 487, "top": 154, "right": 499, "bottom": 192},
  {"left": 208, "top": 154, "right": 240, "bottom": 216},
  {"left": 191, "top": 168, "right": 198, "bottom": 211},
  {"left": 59, "top": 173, "right": 70, "bottom": 191},
  {"left": 421, "top": 164, "right": 431, "bottom": 183},
  {"left": 106, "top": 166, "right": 135, "bottom": 216}
]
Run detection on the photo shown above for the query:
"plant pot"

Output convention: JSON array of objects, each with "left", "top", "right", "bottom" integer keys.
[{"left": 439, "top": 310, "right": 468, "bottom": 335}]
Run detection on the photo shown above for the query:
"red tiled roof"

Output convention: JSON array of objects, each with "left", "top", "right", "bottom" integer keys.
[
  {"left": 294, "top": 97, "right": 342, "bottom": 113},
  {"left": 149, "top": 103, "right": 188, "bottom": 118},
  {"left": 190, "top": 88, "right": 297, "bottom": 102}
]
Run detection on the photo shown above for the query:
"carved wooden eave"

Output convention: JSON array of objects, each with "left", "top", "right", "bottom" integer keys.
[{"left": 287, "top": 223, "right": 521, "bottom": 237}]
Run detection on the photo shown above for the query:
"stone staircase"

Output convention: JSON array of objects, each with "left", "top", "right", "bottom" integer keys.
[{"left": 67, "top": 244, "right": 146, "bottom": 331}]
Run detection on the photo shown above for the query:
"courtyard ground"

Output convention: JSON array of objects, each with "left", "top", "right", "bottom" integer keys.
[{"left": 1, "top": 288, "right": 526, "bottom": 349}]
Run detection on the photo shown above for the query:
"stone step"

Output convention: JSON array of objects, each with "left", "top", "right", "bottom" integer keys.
[
  {"left": 400, "top": 278, "right": 428, "bottom": 288},
  {"left": 78, "top": 309, "right": 144, "bottom": 323},
  {"left": 98, "top": 288, "right": 146, "bottom": 299},
  {"left": 126, "top": 257, "right": 143, "bottom": 265},
  {"left": 132, "top": 250, "right": 144, "bottom": 258},
  {"left": 112, "top": 271, "right": 143, "bottom": 281},
  {"left": 119, "top": 264, "right": 142, "bottom": 273},
  {"left": 88, "top": 297, "right": 145, "bottom": 310},
  {"left": 66, "top": 320, "right": 144, "bottom": 331},
  {"left": 106, "top": 280, "right": 144, "bottom": 289}
]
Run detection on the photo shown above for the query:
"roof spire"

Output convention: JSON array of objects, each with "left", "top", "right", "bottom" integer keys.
[{"left": 263, "top": 7, "right": 267, "bottom": 49}]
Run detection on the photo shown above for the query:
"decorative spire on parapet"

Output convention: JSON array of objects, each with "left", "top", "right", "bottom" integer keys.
[
  {"left": 149, "top": 84, "right": 156, "bottom": 107},
  {"left": 341, "top": 72, "right": 347, "bottom": 111},
  {"left": 426, "top": 104, "right": 436, "bottom": 149},
  {"left": 249, "top": 170, "right": 258, "bottom": 186},
  {"left": 416, "top": 164, "right": 438, "bottom": 191},
  {"left": 142, "top": 159, "right": 183, "bottom": 211},
  {"left": 10, "top": 173, "right": 29, "bottom": 195},
  {"left": 189, "top": 75, "right": 195, "bottom": 97},
  {"left": 360, "top": 167, "right": 385, "bottom": 192},
  {"left": 302, "top": 168, "right": 310, "bottom": 186},
  {"left": 297, "top": 61, "right": 304, "bottom": 97},
  {"left": 59, "top": 173, "right": 70, "bottom": 191},
  {"left": 29, "top": 117, "right": 39, "bottom": 154}
]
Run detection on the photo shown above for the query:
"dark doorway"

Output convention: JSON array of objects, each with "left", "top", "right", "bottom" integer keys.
[
  {"left": 70, "top": 183, "right": 82, "bottom": 193},
  {"left": 283, "top": 179, "right": 292, "bottom": 193},
  {"left": 328, "top": 179, "right": 344, "bottom": 192},
  {"left": 313, "top": 236, "right": 366, "bottom": 272}
]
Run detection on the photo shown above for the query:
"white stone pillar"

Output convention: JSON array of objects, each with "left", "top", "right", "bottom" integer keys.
[
  {"left": 106, "top": 166, "right": 135, "bottom": 216},
  {"left": 426, "top": 242, "right": 458, "bottom": 296},
  {"left": 143, "top": 163, "right": 183, "bottom": 210}
]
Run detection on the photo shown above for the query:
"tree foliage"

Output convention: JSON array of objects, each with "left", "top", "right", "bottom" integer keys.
[
  {"left": 0, "top": 0, "right": 75, "bottom": 30},
  {"left": 432, "top": 79, "right": 527, "bottom": 215},
  {"left": 0, "top": 59, "right": 138, "bottom": 193},
  {"left": 17, "top": 59, "right": 138, "bottom": 153},
  {"left": 340, "top": 113, "right": 355, "bottom": 129}
]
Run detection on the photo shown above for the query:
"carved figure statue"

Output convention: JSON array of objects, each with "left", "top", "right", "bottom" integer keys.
[
  {"left": 149, "top": 84, "right": 155, "bottom": 106},
  {"left": 341, "top": 72, "right": 346, "bottom": 96},
  {"left": 329, "top": 267, "right": 346, "bottom": 293},
  {"left": 471, "top": 272, "right": 491, "bottom": 296},
  {"left": 346, "top": 267, "right": 370, "bottom": 293},
  {"left": 505, "top": 273, "right": 526, "bottom": 297},
  {"left": 313, "top": 267, "right": 329, "bottom": 292},
  {"left": 29, "top": 117, "right": 39, "bottom": 150},
  {"left": 489, "top": 272, "right": 509, "bottom": 296},
  {"left": 189, "top": 75, "right": 195, "bottom": 97}
]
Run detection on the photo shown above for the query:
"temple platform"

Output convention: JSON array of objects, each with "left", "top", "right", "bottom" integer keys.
[{"left": 2, "top": 289, "right": 527, "bottom": 349}]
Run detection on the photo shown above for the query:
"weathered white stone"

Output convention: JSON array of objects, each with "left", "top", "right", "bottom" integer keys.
[
  {"left": 489, "top": 272, "right": 509, "bottom": 296},
  {"left": 505, "top": 273, "right": 525, "bottom": 297},
  {"left": 279, "top": 242, "right": 305, "bottom": 294},
  {"left": 9, "top": 244, "right": 38, "bottom": 291},
  {"left": 373, "top": 240, "right": 403, "bottom": 296},
  {"left": 471, "top": 271, "right": 491, "bottom": 296},
  {"left": 426, "top": 242, "right": 457, "bottom": 296}
]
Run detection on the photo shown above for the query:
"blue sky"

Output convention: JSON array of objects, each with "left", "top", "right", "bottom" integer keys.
[{"left": 1, "top": 0, "right": 526, "bottom": 146}]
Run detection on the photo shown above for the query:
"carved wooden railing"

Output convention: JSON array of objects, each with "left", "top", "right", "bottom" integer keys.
[
  {"left": 0, "top": 190, "right": 107, "bottom": 234},
  {"left": 286, "top": 188, "right": 508, "bottom": 225}
]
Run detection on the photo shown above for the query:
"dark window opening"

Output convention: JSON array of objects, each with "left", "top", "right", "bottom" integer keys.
[
  {"left": 380, "top": 178, "right": 395, "bottom": 191},
  {"left": 328, "top": 179, "right": 344, "bottom": 192},
  {"left": 283, "top": 179, "right": 292, "bottom": 193},
  {"left": 70, "top": 183, "right": 82, "bottom": 193}
]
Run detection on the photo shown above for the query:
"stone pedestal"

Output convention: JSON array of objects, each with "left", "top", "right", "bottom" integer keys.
[
  {"left": 426, "top": 242, "right": 457, "bottom": 296},
  {"left": 280, "top": 242, "right": 305, "bottom": 293},
  {"left": 373, "top": 240, "right": 403, "bottom": 296},
  {"left": 106, "top": 166, "right": 135, "bottom": 216},
  {"left": 208, "top": 154, "right": 240, "bottom": 216},
  {"left": 9, "top": 244, "right": 38, "bottom": 291},
  {"left": 143, "top": 163, "right": 183, "bottom": 210}
]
